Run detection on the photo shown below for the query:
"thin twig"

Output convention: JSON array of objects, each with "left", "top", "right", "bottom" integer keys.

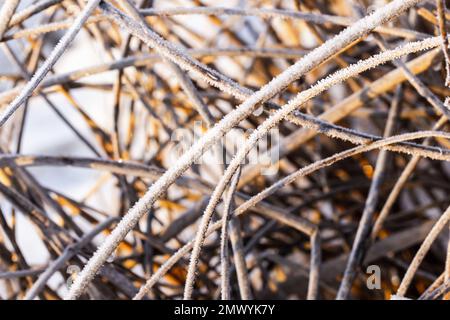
[{"left": 0, "top": 0, "right": 101, "bottom": 127}]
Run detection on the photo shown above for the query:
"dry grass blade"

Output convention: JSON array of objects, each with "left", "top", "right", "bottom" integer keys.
[{"left": 0, "top": 0, "right": 449, "bottom": 301}]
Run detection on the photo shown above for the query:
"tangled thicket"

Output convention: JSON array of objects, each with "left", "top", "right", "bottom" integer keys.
[{"left": 0, "top": 0, "right": 449, "bottom": 300}]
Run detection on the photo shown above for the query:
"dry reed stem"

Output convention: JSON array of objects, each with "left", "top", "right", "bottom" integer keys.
[
  {"left": 67, "top": 0, "right": 425, "bottom": 299},
  {"left": 2, "top": 0, "right": 449, "bottom": 301}
]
